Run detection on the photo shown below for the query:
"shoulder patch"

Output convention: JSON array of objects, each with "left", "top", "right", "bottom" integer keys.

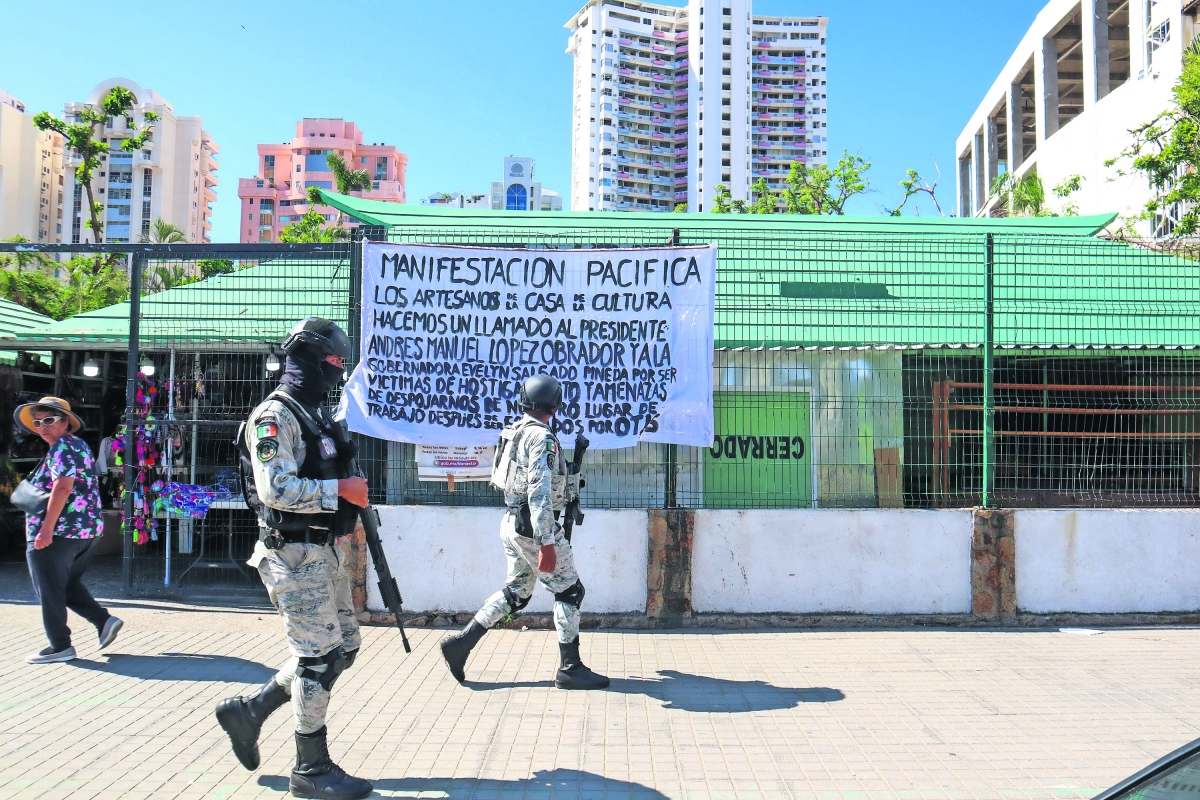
[
  {"left": 545, "top": 438, "right": 559, "bottom": 454},
  {"left": 256, "top": 439, "right": 279, "bottom": 462},
  {"left": 256, "top": 423, "right": 278, "bottom": 439}
]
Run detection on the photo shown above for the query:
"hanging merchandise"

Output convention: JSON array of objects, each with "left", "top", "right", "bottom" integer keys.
[
  {"left": 153, "top": 482, "right": 220, "bottom": 519},
  {"left": 114, "top": 371, "right": 163, "bottom": 546}
]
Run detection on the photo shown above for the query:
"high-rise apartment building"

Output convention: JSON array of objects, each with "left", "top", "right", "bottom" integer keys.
[
  {"left": 62, "top": 79, "right": 218, "bottom": 244},
  {"left": 566, "top": 0, "right": 827, "bottom": 213},
  {"left": 0, "top": 89, "right": 65, "bottom": 243},
  {"left": 238, "top": 119, "right": 407, "bottom": 242}
]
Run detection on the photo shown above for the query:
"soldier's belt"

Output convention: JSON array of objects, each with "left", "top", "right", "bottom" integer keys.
[{"left": 261, "top": 527, "right": 335, "bottom": 549}]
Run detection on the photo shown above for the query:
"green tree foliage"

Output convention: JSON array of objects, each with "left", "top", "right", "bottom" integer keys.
[
  {"left": 673, "top": 202, "right": 688, "bottom": 213},
  {"left": 279, "top": 188, "right": 351, "bottom": 243},
  {"left": 138, "top": 217, "right": 186, "bottom": 244},
  {"left": 1107, "top": 40, "right": 1200, "bottom": 235},
  {"left": 0, "top": 236, "right": 56, "bottom": 273},
  {"left": 710, "top": 152, "right": 871, "bottom": 215},
  {"left": 325, "top": 153, "right": 371, "bottom": 224},
  {"left": 989, "top": 172, "right": 1083, "bottom": 217},
  {"left": 33, "top": 86, "right": 158, "bottom": 248},
  {"left": 890, "top": 164, "right": 944, "bottom": 216},
  {"left": 0, "top": 254, "right": 128, "bottom": 320},
  {"left": 198, "top": 259, "right": 235, "bottom": 278}
]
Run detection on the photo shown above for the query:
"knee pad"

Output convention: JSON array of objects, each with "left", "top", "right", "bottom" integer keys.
[
  {"left": 297, "top": 648, "right": 345, "bottom": 692},
  {"left": 554, "top": 580, "right": 585, "bottom": 609},
  {"left": 503, "top": 586, "right": 532, "bottom": 613}
]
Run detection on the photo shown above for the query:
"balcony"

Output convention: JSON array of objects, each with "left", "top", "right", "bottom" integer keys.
[
  {"left": 652, "top": 72, "right": 669, "bottom": 82},
  {"left": 674, "top": 88, "right": 688, "bottom": 97},
  {"left": 674, "top": 132, "right": 688, "bottom": 140},
  {"left": 676, "top": 45, "right": 688, "bottom": 54},
  {"left": 674, "top": 191, "right": 688, "bottom": 199},
  {"left": 674, "top": 177, "right": 688, "bottom": 185},
  {"left": 619, "top": 38, "right": 632, "bottom": 45},
  {"left": 676, "top": 30, "right": 688, "bottom": 40},
  {"left": 652, "top": 29, "right": 665, "bottom": 38},
  {"left": 652, "top": 44, "right": 666, "bottom": 52}
]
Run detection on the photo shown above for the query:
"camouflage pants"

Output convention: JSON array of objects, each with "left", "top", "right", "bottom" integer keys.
[
  {"left": 474, "top": 511, "right": 581, "bottom": 643},
  {"left": 248, "top": 537, "right": 360, "bottom": 733}
]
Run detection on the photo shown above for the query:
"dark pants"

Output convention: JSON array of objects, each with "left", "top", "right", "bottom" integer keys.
[{"left": 26, "top": 537, "right": 110, "bottom": 651}]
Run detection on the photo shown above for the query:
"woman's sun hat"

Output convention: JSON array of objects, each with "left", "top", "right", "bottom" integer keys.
[{"left": 14, "top": 396, "right": 83, "bottom": 435}]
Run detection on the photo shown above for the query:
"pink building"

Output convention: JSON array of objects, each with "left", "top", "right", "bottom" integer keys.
[{"left": 237, "top": 118, "right": 407, "bottom": 242}]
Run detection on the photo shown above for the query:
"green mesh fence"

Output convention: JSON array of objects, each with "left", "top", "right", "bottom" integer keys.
[{"left": 0, "top": 232, "right": 1197, "bottom": 593}]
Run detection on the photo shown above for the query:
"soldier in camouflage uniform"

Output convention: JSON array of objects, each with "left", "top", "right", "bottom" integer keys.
[
  {"left": 440, "top": 374, "right": 609, "bottom": 691},
  {"left": 215, "top": 318, "right": 373, "bottom": 800}
]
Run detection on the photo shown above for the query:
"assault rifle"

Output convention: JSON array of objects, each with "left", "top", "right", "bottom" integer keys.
[
  {"left": 344, "top": 435, "right": 411, "bottom": 654},
  {"left": 561, "top": 432, "right": 590, "bottom": 543}
]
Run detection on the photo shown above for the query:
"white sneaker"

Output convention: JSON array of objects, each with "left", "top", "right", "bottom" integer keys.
[
  {"left": 26, "top": 646, "right": 76, "bottom": 664},
  {"left": 99, "top": 617, "right": 123, "bottom": 649}
]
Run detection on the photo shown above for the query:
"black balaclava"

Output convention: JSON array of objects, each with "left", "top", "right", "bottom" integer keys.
[{"left": 280, "top": 344, "right": 342, "bottom": 408}]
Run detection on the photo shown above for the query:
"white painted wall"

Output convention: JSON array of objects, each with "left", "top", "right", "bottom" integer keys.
[
  {"left": 691, "top": 510, "right": 973, "bottom": 614},
  {"left": 1016, "top": 510, "right": 1200, "bottom": 613},
  {"left": 366, "top": 506, "right": 649, "bottom": 614}
]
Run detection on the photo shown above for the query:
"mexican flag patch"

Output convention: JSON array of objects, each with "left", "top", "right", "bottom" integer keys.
[{"left": 257, "top": 423, "right": 278, "bottom": 439}]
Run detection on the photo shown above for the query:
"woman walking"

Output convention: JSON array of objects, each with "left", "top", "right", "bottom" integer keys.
[{"left": 17, "top": 397, "right": 122, "bottom": 664}]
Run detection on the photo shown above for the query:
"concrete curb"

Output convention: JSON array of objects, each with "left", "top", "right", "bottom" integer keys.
[{"left": 363, "top": 609, "right": 1200, "bottom": 630}]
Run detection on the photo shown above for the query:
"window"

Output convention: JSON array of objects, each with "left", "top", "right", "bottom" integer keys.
[
  {"left": 506, "top": 183, "right": 528, "bottom": 210},
  {"left": 263, "top": 154, "right": 275, "bottom": 180},
  {"left": 375, "top": 156, "right": 388, "bottom": 180}
]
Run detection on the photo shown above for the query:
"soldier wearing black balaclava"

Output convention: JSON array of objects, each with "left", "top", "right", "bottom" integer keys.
[{"left": 215, "top": 318, "right": 373, "bottom": 800}]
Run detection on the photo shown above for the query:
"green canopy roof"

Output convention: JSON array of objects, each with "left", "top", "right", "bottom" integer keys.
[
  {"left": 7, "top": 257, "right": 345, "bottom": 351},
  {"left": 318, "top": 190, "right": 1118, "bottom": 236},
  {"left": 0, "top": 297, "right": 53, "bottom": 340}
]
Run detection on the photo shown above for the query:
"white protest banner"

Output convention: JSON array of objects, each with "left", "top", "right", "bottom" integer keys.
[
  {"left": 337, "top": 242, "right": 716, "bottom": 449},
  {"left": 415, "top": 445, "right": 494, "bottom": 482}
]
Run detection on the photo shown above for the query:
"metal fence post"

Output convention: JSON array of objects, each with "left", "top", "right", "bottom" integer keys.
[
  {"left": 348, "top": 230, "right": 363, "bottom": 363},
  {"left": 663, "top": 228, "right": 682, "bottom": 509},
  {"left": 122, "top": 253, "right": 143, "bottom": 593},
  {"left": 982, "top": 233, "right": 995, "bottom": 508}
]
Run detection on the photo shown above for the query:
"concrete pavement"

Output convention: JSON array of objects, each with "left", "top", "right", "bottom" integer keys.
[{"left": 1, "top": 598, "right": 1198, "bottom": 799}]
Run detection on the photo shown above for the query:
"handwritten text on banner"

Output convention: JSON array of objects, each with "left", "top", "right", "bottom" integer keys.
[{"left": 337, "top": 242, "right": 716, "bottom": 449}]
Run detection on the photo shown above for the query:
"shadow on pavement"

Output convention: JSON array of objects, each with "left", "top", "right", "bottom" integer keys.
[
  {"left": 258, "top": 768, "right": 669, "bottom": 797},
  {"left": 609, "top": 669, "right": 844, "bottom": 712},
  {"left": 462, "top": 679, "right": 556, "bottom": 691},
  {"left": 69, "top": 652, "right": 275, "bottom": 682},
  {"left": 456, "top": 669, "right": 843, "bottom": 712}
]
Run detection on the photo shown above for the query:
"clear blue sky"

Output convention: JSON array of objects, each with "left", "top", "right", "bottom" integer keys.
[{"left": 2, "top": 0, "right": 1046, "bottom": 240}]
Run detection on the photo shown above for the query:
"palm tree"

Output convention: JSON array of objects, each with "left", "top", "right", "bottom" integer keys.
[
  {"left": 325, "top": 152, "right": 372, "bottom": 223},
  {"left": 139, "top": 218, "right": 187, "bottom": 244},
  {"left": 990, "top": 172, "right": 1048, "bottom": 217}
]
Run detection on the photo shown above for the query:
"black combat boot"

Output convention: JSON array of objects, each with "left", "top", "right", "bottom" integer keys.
[
  {"left": 555, "top": 636, "right": 610, "bottom": 690},
  {"left": 439, "top": 619, "right": 487, "bottom": 683},
  {"left": 290, "top": 726, "right": 373, "bottom": 800},
  {"left": 215, "top": 678, "right": 289, "bottom": 770}
]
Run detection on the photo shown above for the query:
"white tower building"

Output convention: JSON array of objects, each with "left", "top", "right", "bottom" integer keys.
[
  {"left": 63, "top": 78, "right": 217, "bottom": 244},
  {"left": 0, "top": 89, "right": 65, "bottom": 243},
  {"left": 565, "top": 0, "right": 827, "bottom": 213}
]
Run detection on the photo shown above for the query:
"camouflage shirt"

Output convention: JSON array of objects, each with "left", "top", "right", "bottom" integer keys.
[
  {"left": 246, "top": 397, "right": 340, "bottom": 525},
  {"left": 503, "top": 414, "right": 568, "bottom": 546}
]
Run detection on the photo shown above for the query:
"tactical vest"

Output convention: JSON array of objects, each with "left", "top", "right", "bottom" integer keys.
[
  {"left": 237, "top": 386, "right": 357, "bottom": 538},
  {"left": 490, "top": 416, "right": 572, "bottom": 508}
]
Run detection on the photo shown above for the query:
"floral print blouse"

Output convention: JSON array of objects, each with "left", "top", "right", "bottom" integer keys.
[{"left": 24, "top": 434, "right": 102, "bottom": 542}]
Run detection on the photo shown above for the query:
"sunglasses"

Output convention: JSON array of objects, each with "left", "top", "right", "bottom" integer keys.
[{"left": 31, "top": 414, "right": 64, "bottom": 429}]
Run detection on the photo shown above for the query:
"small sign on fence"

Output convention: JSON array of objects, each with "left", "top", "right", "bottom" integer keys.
[
  {"left": 415, "top": 444, "right": 494, "bottom": 482},
  {"left": 338, "top": 242, "right": 717, "bottom": 449}
]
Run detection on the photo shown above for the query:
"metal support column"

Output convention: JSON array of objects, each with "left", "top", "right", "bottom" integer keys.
[
  {"left": 982, "top": 234, "right": 996, "bottom": 508},
  {"left": 122, "top": 254, "right": 143, "bottom": 593}
]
